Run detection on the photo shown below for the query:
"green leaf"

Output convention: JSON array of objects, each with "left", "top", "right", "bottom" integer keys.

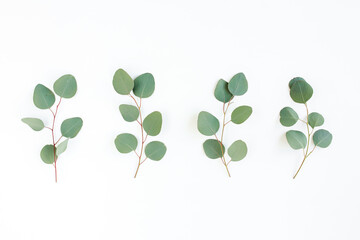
[
  {"left": 145, "top": 141, "right": 167, "bottom": 161},
  {"left": 228, "top": 140, "right": 247, "bottom": 161},
  {"left": 279, "top": 107, "right": 299, "bottom": 127},
  {"left": 143, "top": 111, "right": 162, "bottom": 136},
  {"left": 228, "top": 72, "right": 248, "bottom": 96},
  {"left": 53, "top": 74, "right": 77, "bottom": 98},
  {"left": 214, "top": 79, "right": 233, "bottom": 103},
  {"left": 308, "top": 112, "right": 324, "bottom": 128},
  {"left": 56, "top": 139, "right": 69, "bottom": 156},
  {"left": 231, "top": 106, "right": 252, "bottom": 124},
  {"left": 313, "top": 129, "right": 332, "bottom": 148},
  {"left": 21, "top": 118, "right": 44, "bottom": 131},
  {"left": 113, "top": 68, "right": 134, "bottom": 95},
  {"left": 286, "top": 130, "right": 307, "bottom": 150},
  {"left": 290, "top": 79, "right": 313, "bottom": 103},
  {"left": 197, "top": 111, "right": 220, "bottom": 136},
  {"left": 114, "top": 133, "right": 138, "bottom": 153},
  {"left": 61, "top": 117, "right": 83, "bottom": 138},
  {"left": 33, "top": 84, "right": 55, "bottom": 109},
  {"left": 203, "top": 139, "right": 225, "bottom": 159},
  {"left": 288, "top": 77, "right": 304, "bottom": 89},
  {"left": 40, "top": 145, "right": 57, "bottom": 164},
  {"left": 119, "top": 104, "right": 139, "bottom": 122},
  {"left": 133, "top": 73, "right": 155, "bottom": 98}
]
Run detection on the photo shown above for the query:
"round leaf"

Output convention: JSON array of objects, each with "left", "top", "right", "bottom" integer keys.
[
  {"left": 33, "top": 84, "right": 55, "bottom": 109},
  {"left": 56, "top": 139, "right": 69, "bottom": 156},
  {"left": 119, "top": 104, "right": 139, "bottom": 122},
  {"left": 60, "top": 117, "right": 83, "bottom": 138},
  {"left": 288, "top": 77, "right": 304, "bottom": 89},
  {"left": 40, "top": 145, "right": 57, "bottom": 164},
  {"left": 143, "top": 111, "right": 162, "bottom": 136},
  {"left": 197, "top": 111, "right": 220, "bottom": 136},
  {"left": 290, "top": 79, "right": 313, "bottom": 103},
  {"left": 214, "top": 79, "right": 233, "bottom": 103},
  {"left": 308, "top": 112, "right": 324, "bottom": 128},
  {"left": 228, "top": 140, "right": 247, "bottom": 161},
  {"left": 114, "top": 133, "right": 138, "bottom": 153},
  {"left": 286, "top": 130, "right": 307, "bottom": 150},
  {"left": 228, "top": 72, "right": 248, "bottom": 96},
  {"left": 145, "top": 141, "right": 167, "bottom": 161},
  {"left": 133, "top": 73, "right": 155, "bottom": 98},
  {"left": 279, "top": 107, "right": 299, "bottom": 127},
  {"left": 313, "top": 129, "right": 332, "bottom": 148},
  {"left": 21, "top": 118, "right": 44, "bottom": 131},
  {"left": 113, "top": 68, "right": 134, "bottom": 95},
  {"left": 53, "top": 74, "right": 77, "bottom": 98},
  {"left": 231, "top": 106, "right": 252, "bottom": 124},
  {"left": 203, "top": 139, "right": 225, "bottom": 159}
]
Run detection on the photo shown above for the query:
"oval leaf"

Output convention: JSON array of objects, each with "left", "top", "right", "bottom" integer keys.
[
  {"left": 308, "top": 112, "right": 324, "bottom": 128},
  {"left": 56, "top": 139, "right": 69, "bottom": 156},
  {"left": 313, "top": 129, "right": 332, "bottom": 148},
  {"left": 214, "top": 79, "right": 233, "bottom": 103},
  {"left": 143, "top": 111, "right": 162, "bottom": 136},
  {"left": 145, "top": 141, "right": 167, "bottom": 161},
  {"left": 33, "top": 84, "right": 55, "bottom": 109},
  {"left": 203, "top": 139, "right": 225, "bottom": 159},
  {"left": 290, "top": 79, "right": 313, "bottom": 103},
  {"left": 133, "top": 73, "right": 155, "bottom": 98},
  {"left": 21, "top": 118, "right": 44, "bottom": 131},
  {"left": 228, "top": 140, "right": 247, "bottom": 161},
  {"left": 231, "top": 106, "right": 252, "bottom": 124},
  {"left": 53, "top": 74, "right": 77, "bottom": 98},
  {"left": 286, "top": 130, "right": 307, "bottom": 150},
  {"left": 40, "top": 145, "right": 57, "bottom": 164},
  {"left": 113, "top": 68, "right": 134, "bottom": 95},
  {"left": 289, "top": 77, "right": 304, "bottom": 89},
  {"left": 228, "top": 72, "right": 248, "bottom": 96},
  {"left": 279, "top": 107, "right": 299, "bottom": 127},
  {"left": 61, "top": 117, "right": 83, "bottom": 138},
  {"left": 114, "top": 133, "right": 138, "bottom": 153},
  {"left": 119, "top": 104, "right": 139, "bottom": 122},
  {"left": 197, "top": 111, "right": 220, "bottom": 136}
]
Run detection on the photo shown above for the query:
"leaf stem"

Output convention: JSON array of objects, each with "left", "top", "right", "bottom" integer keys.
[
  {"left": 219, "top": 98, "right": 233, "bottom": 177},
  {"left": 50, "top": 97, "right": 62, "bottom": 183}
]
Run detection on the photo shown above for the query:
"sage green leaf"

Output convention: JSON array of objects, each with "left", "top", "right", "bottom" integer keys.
[
  {"left": 197, "top": 111, "right": 220, "bottom": 136},
  {"left": 21, "top": 118, "right": 44, "bottom": 131},
  {"left": 228, "top": 140, "right": 247, "bottom": 161},
  {"left": 286, "top": 130, "right": 307, "bottom": 150},
  {"left": 60, "top": 117, "right": 83, "bottom": 138},
  {"left": 313, "top": 129, "right": 332, "bottom": 148},
  {"left": 228, "top": 72, "right": 248, "bottom": 96},
  {"left": 133, "top": 73, "right": 155, "bottom": 98},
  {"left": 114, "top": 133, "right": 138, "bottom": 153},
  {"left": 279, "top": 107, "right": 299, "bottom": 127},
  {"left": 290, "top": 79, "right": 313, "bottom": 103},
  {"left": 113, "top": 68, "right": 134, "bottom": 95},
  {"left": 203, "top": 139, "right": 225, "bottom": 159},
  {"left": 119, "top": 104, "right": 139, "bottom": 122},
  {"left": 308, "top": 112, "right": 324, "bottom": 128},
  {"left": 231, "top": 106, "right": 252, "bottom": 124},
  {"left": 143, "top": 111, "right": 162, "bottom": 136},
  {"left": 33, "top": 84, "right": 55, "bottom": 109},
  {"left": 53, "top": 74, "right": 77, "bottom": 98},
  {"left": 40, "top": 145, "right": 57, "bottom": 164},
  {"left": 214, "top": 79, "right": 233, "bottom": 103},
  {"left": 56, "top": 139, "right": 69, "bottom": 156},
  {"left": 145, "top": 141, "right": 167, "bottom": 161},
  {"left": 289, "top": 77, "right": 304, "bottom": 89}
]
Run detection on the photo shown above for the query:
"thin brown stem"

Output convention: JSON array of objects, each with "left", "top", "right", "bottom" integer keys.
[
  {"left": 50, "top": 97, "right": 62, "bottom": 183},
  {"left": 219, "top": 99, "right": 233, "bottom": 177}
]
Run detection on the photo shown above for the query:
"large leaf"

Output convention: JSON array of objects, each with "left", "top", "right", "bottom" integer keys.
[
  {"left": 290, "top": 79, "right": 313, "bottom": 103},
  {"left": 143, "top": 111, "right": 162, "bottom": 136},
  {"left": 228, "top": 140, "right": 247, "bottom": 161},
  {"left": 231, "top": 106, "right": 252, "bottom": 124},
  {"left": 113, "top": 68, "right": 134, "bottom": 95},
  {"left": 114, "top": 133, "right": 138, "bottom": 153},
  {"left": 56, "top": 139, "right": 69, "bottom": 156},
  {"left": 228, "top": 72, "right": 248, "bottom": 96},
  {"left": 279, "top": 107, "right": 299, "bottom": 127},
  {"left": 313, "top": 129, "right": 332, "bottom": 148},
  {"left": 308, "top": 112, "right": 324, "bottom": 128},
  {"left": 197, "top": 111, "right": 219, "bottom": 136},
  {"left": 33, "top": 84, "right": 55, "bottom": 109},
  {"left": 288, "top": 77, "right": 304, "bottom": 89},
  {"left": 61, "top": 117, "right": 83, "bottom": 138},
  {"left": 21, "top": 118, "right": 44, "bottom": 131},
  {"left": 40, "top": 145, "right": 57, "bottom": 164},
  {"left": 214, "top": 79, "right": 233, "bottom": 103},
  {"left": 133, "top": 73, "right": 155, "bottom": 98},
  {"left": 53, "top": 74, "right": 77, "bottom": 98},
  {"left": 119, "top": 104, "right": 139, "bottom": 122},
  {"left": 203, "top": 139, "right": 225, "bottom": 159},
  {"left": 145, "top": 141, "right": 167, "bottom": 161},
  {"left": 286, "top": 130, "right": 307, "bottom": 150}
]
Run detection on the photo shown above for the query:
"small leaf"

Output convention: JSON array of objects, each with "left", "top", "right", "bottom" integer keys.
[
  {"left": 33, "top": 84, "right": 55, "bottom": 109},
  {"left": 197, "top": 111, "right": 220, "bottom": 136},
  {"left": 145, "top": 141, "right": 167, "bottom": 161},
  {"left": 286, "top": 130, "right": 307, "bottom": 150},
  {"left": 61, "top": 117, "right": 83, "bottom": 138},
  {"left": 228, "top": 140, "right": 247, "bottom": 161},
  {"left": 143, "top": 111, "right": 162, "bottom": 136},
  {"left": 290, "top": 79, "right": 313, "bottom": 104},
  {"left": 53, "top": 74, "right": 77, "bottom": 98},
  {"left": 56, "top": 139, "right": 69, "bottom": 156},
  {"left": 114, "top": 133, "right": 138, "bottom": 153},
  {"left": 279, "top": 107, "right": 299, "bottom": 127},
  {"left": 228, "top": 72, "right": 248, "bottom": 96},
  {"left": 214, "top": 79, "right": 233, "bottom": 103},
  {"left": 231, "top": 106, "right": 252, "bottom": 124},
  {"left": 308, "top": 112, "right": 324, "bottom": 128},
  {"left": 119, "top": 104, "right": 139, "bottom": 122},
  {"left": 203, "top": 139, "right": 225, "bottom": 159},
  {"left": 288, "top": 77, "right": 304, "bottom": 89},
  {"left": 133, "top": 73, "right": 155, "bottom": 98},
  {"left": 21, "top": 118, "right": 44, "bottom": 131},
  {"left": 113, "top": 68, "right": 134, "bottom": 95},
  {"left": 313, "top": 129, "right": 332, "bottom": 148},
  {"left": 40, "top": 145, "right": 57, "bottom": 164}
]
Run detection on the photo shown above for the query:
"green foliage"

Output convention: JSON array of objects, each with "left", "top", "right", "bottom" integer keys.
[
  {"left": 21, "top": 118, "right": 44, "bottom": 131},
  {"left": 56, "top": 139, "right": 69, "bottom": 156},
  {"left": 308, "top": 112, "right": 324, "bottom": 128},
  {"left": 53, "top": 74, "right": 77, "bottom": 98},
  {"left": 289, "top": 79, "right": 313, "bottom": 103},
  {"left": 231, "top": 106, "right": 252, "bottom": 124},
  {"left": 286, "top": 130, "right": 307, "bottom": 149},
  {"left": 113, "top": 68, "right": 134, "bottom": 95},
  {"left": 33, "top": 84, "right": 55, "bottom": 109},
  {"left": 228, "top": 140, "right": 247, "bottom": 161},
  {"left": 40, "top": 145, "right": 57, "bottom": 164},
  {"left": 133, "top": 73, "right": 155, "bottom": 98},
  {"left": 228, "top": 72, "right": 248, "bottom": 96},
  {"left": 214, "top": 79, "right": 233, "bottom": 103},
  {"left": 313, "top": 129, "right": 332, "bottom": 148},
  {"left": 203, "top": 139, "right": 225, "bottom": 159},
  {"left": 114, "top": 133, "right": 138, "bottom": 153},
  {"left": 197, "top": 111, "right": 220, "bottom": 136},
  {"left": 279, "top": 107, "right": 299, "bottom": 127},
  {"left": 119, "top": 104, "right": 139, "bottom": 122},
  {"left": 145, "top": 141, "right": 167, "bottom": 161},
  {"left": 143, "top": 111, "right": 162, "bottom": 136},
  {"left": 61, "top": 117, "right": 83, "bottom": 138}
]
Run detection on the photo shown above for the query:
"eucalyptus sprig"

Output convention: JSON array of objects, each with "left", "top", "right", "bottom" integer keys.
[
  {"left": 113, "top": 68, "right": 166, "bottom": 178},
  {"left": 22, "top": 75, "right": 83, "bottom": 182},
  {"left": 197, "top": 73, "right": 252, "bottom": 177},
  {"left": 280, "top": 77, "right": 333, "bottom": 179}
]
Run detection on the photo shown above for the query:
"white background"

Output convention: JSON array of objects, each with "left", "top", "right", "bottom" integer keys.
[{"left": 0, "top": 0, "right": 359, "bottom": 239}]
